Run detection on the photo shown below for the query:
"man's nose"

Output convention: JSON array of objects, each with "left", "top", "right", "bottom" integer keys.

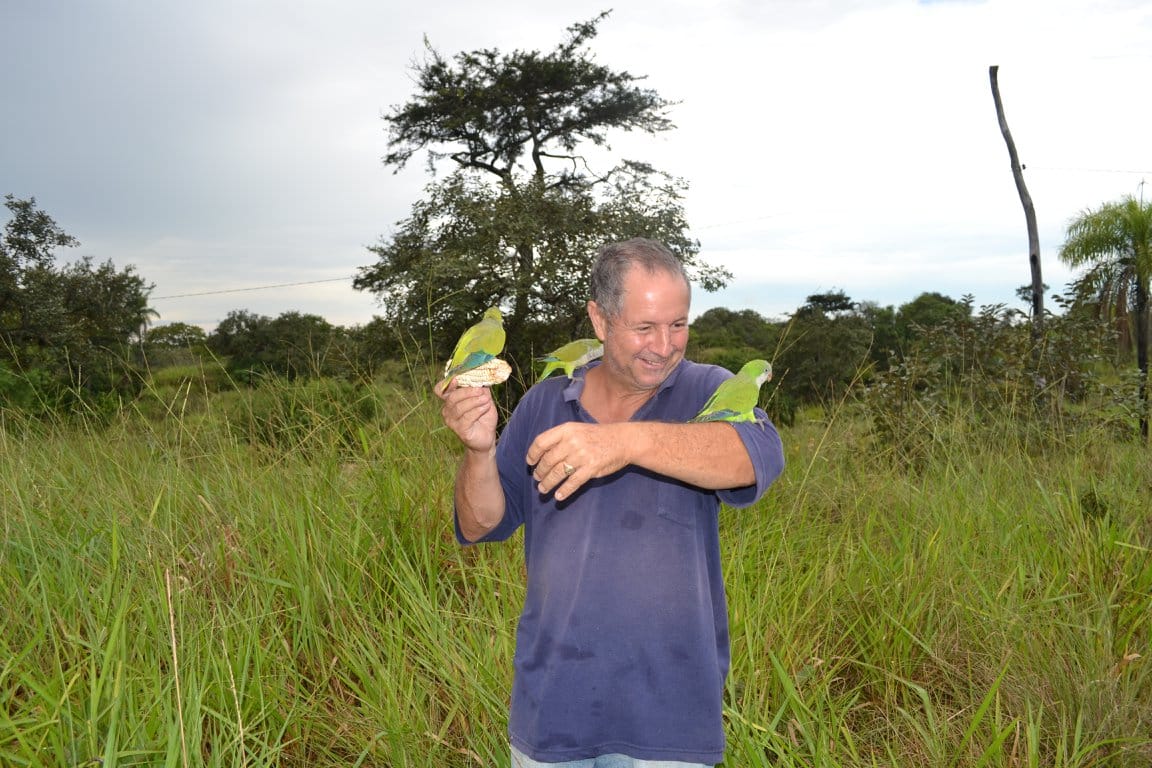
[{"left": 651, "top": 326, "right": 673, "bottom": 355}]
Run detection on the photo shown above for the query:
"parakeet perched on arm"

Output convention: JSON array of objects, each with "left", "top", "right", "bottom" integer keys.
[
  {"left": 435, "top": 307, "right": 507, "bottom": 393},
  {"left": 689, "top": 359, "right": 773, "bottom": 423},
  {"left": 535, "top": 338, "right": 604, "bottom": 381}
]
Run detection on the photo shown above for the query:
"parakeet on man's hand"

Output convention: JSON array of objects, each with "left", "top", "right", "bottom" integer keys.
[
  {"left": 535, "top": 338, "right": 604, "bottom": 381},
  {"left": 689, "top": 359, "right": 773, "bottom": 423},
  {"left": 435, "top": 307, "right": 507, "bottom": 393}
]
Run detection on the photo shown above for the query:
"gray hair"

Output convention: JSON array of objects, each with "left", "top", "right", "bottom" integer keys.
[{"left": 590, "top": 238, "right": 691, "bottom": 319}]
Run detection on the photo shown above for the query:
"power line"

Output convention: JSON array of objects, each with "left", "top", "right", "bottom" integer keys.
[
  {"left": 150, "top": 276, "right": 354, "bottom": 299},
  {"left": 1025, "top": 165, "right": 1152, "bottom": 175},
  {"left": 150, "top": 176, "right": 1152, "bottom": 302}
]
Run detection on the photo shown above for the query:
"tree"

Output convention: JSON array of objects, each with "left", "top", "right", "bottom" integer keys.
[
  {"left": 990, "top": 66, "right": 1044, "bottom": 337},
  {"left": 689, "top": 307, "right": 777, "bottom": 355},
  {"left": 777, "top": 292, "right": 874, "bottom": 407},
  {"left": 856, "top": 301, "right": 899, "bottom": 371},
  {"left": 1, "top": 195, "right": 155, "bottom": 399},
  {"left": 1059, "top": 194, "right": 1152, "bottom": 441},
  {"left": 354, "top": 12, "right": 730, "bottom": 391},
  {"left": 1, "top": 194, "right": 78, "bottom": 346},
  {"left": 143, "top": 321, "right": 210, "bottom": 369},
  {"left": 687, "top": 307, "right": 780, "bottom": 394},
  {"left": 146, "top": 321, "right": 208, "bottom": 349},
  {"left": 57, "top": 256, "right": 157, "bottom": 347},
  {"left": 267, "top": 311, "right": 338, "bottom": 379},
  {"left": 0, "top": 195, "right": 77, "bottom": 268},
  {"left": 1015, "top": 282, "right": 1050, "bottom": 313},
  {"left": 208, "top": 309, "right": 339, "bottom": 381},
  {"left": 208, "top": 310, "right": 273, "bottom": 381},
  {"left": 795, "top": 290, "right": 856, "bottom": 318},
  {"left": 896, "top": 292, "right": 970, "bottom": 348}
]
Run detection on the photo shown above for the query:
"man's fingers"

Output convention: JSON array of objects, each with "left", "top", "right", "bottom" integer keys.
[
  {"left": 525, "top": 426, "right": 562, "bottom": 466},
  {"left": 536, "top": 463, "right": 585, "bottom": 501},
  {"left": 553, "top": 472, "right": 583, "bottom": 502}
]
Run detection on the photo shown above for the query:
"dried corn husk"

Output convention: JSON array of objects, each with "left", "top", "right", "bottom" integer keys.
[{"left": 450, "top": 358, "right": 511, "bottom": 388}]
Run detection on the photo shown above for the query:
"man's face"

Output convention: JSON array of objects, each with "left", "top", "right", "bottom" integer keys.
[{"left": 589, "top": 266, "right": 690, "bottom": 394}]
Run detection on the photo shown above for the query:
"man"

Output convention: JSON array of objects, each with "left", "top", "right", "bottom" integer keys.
[{"left": 437, "top": 238, "right": 785, "bottom": 767}]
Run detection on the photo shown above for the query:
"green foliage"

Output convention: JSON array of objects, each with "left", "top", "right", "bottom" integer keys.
[
  {"left": 145, "top": 321, "right": 208, "bottom": 349},
  {"left": 209, "top": 309, "right": 347, "bottom": 382},
  {"left": 797, "top": 290, "right": 856, "bottom": 316},
  {"left": 896, "top": 291, "right": 971, "bottom": 351},
  {"left": 380, "top": 11, "right": 673, "bottom": 177},
  {"left": 0, "top": 361, "right": 59, "bottom": 415},
  {"left": 865, "top": 297, "right": 1126, "bottom": 465},
  {"left": 4, "top": 385, "right": 1151, "bottom": 766},
  {"left": 776, "top": 292, "right": 875, "bottom": 409},
  {"left": 1060, "top": 194, "right": 1152, "bottom": 440},
  {"left": 140, "top": 321, "right": 211, "bottom": 373},
  {"left": 355, "top": 13, "right": 730, "bottom": 396},
  {"left": 1, "top": 195, "right": 155, "bottom": 404},
  {"left": 207, "top": 310, "right": 419, "bottom": 386},
  {"left": 855, "top": 300, "right": 899, "bottom": 372},
  {"left": 0, "top": 193, "right": 78, "bottom": 274},
  {"left": 686, "top": 295, "right": 984, "bottom": 426},
  {"left": 223, "top": 375, "right": 389, "bottom": 455},
  {"left": 690, "top": 307, "right": 778, "bottom": 353}
]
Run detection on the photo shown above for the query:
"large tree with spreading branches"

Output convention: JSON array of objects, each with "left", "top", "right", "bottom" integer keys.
[{"left": 354, "top": 12, "right": 730, "bottom": 391}]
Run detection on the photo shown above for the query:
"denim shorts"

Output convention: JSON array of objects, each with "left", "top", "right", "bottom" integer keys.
[{"left": 511, "top": 746, "right": 713, "bottom": 768}]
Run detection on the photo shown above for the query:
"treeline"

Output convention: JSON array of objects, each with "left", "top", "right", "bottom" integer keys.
[
  {"left": 2, "top": 191, "right": 1145, "bottom": 449},
  {"left": 101, "top": 286, "right": 1150, "bottom": 457}
]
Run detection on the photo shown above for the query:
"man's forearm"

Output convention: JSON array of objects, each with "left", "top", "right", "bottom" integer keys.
[
  {"left": 625, "top": 421, "right": 755, "bottom": 489},
  {"left": 454, "top": 446, "right": 506, "bottom": 542}
]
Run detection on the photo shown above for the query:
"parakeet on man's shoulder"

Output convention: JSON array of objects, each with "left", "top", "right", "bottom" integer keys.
[
  {"left": 535, "top": 338, "right": 604, "bottom": 381},
  {"left": 689, "top": 359, "right": 773, "bottom": 423}
]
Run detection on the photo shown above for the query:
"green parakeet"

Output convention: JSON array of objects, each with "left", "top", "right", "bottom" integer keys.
[
  {"left": 436, "top": 307, "right": 506, "bottom": 392},
  {"left": 535, "top": 338, "right": 604, "bottom": 381},
  {"left": 689, "top": 359, "right": 773, "bottom": 423}
]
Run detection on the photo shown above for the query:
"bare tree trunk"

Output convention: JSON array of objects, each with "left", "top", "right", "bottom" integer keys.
[
  {"left": 1136, "top": 279, "right": 1149, "bottom": 441},
  {"left": 990, "top": 65, "right": 1044, "bottom": 340}
]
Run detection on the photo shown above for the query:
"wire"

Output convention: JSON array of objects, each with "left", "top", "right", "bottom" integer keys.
[
  {"left": 1024, "top": 166, "right": 1152, "bottom": 175},
  {"left": 152, "top": 276, "right": 356, "bottom": 300}
]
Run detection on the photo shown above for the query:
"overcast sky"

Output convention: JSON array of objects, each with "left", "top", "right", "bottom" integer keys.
[{"left": 3, "top": 0, "right": 1150, "bottom": 331}]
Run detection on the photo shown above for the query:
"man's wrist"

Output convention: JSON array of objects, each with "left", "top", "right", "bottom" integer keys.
[
  {"left": 613, "top": 421, "right": 644, "bottom": 466},
  {"left": 463, "top": 444, "right": 497, "bottom": 466}
]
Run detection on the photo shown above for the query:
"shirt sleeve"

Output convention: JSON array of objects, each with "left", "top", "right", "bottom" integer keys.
[
  {"left": 684, "top": 361, "right": 785, "bottom": 509},
  {"left": 717, "top": 411, "right": 785, "bottom": 508}
]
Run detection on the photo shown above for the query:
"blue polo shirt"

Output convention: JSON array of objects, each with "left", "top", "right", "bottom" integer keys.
[{"left": 456, "top": 359, "right": 785, "bottom": 764}]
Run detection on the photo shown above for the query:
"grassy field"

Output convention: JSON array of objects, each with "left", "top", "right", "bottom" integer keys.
[{"left": 2, "top": 378, "right": 1151, "bottom": 767}]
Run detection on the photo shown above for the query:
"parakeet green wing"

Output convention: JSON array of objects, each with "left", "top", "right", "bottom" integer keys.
[
  {"left": 689, "top": 359, "right": 772, "bottom": 423},
  {"left": 437, "top": 307, "right": 506, "bottom": 391}
]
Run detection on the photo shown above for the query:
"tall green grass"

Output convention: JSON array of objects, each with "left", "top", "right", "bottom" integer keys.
[{"left": 2, "top": 383, "right": 1150, "bottom": 766}]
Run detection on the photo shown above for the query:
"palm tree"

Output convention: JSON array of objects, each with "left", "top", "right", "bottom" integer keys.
[{"left": 1059, "top": 194, "right": 1152, "bottom": 441}]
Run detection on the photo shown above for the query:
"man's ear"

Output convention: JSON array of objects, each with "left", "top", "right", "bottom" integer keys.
[{"left": 588, "top": 300, "right": 608, "bottom": 342}]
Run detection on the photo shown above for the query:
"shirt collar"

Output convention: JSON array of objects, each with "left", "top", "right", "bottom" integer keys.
[{"left": 561, "top": 358, "right": 687, "bottom": 404}]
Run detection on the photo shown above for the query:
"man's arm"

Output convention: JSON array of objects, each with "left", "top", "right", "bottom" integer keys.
[
  {"left": 453, "top": 446, "right": 506, "bottom": 542},
  {"left": 628, "top": 421, "right": 754, "bottom": 487},
  {"left": 437, "top": 382, "right": 507, "bottom": 542},
  {"left": 526, "top": 420, "right": 762, "bottom": 502}
]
